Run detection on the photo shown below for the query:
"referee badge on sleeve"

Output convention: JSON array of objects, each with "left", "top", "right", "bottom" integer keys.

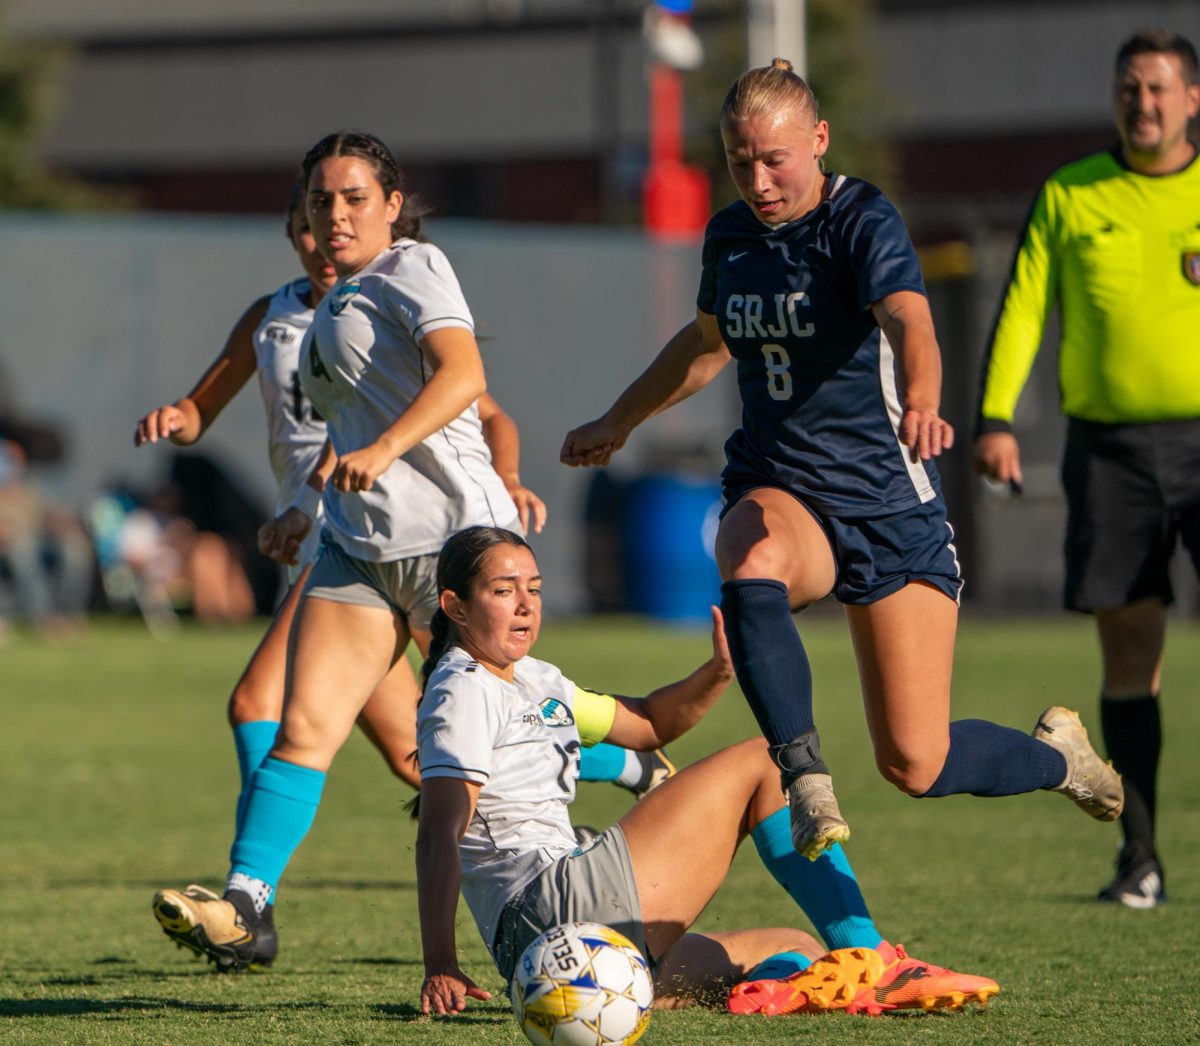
[{"left": 1184, "top": 252, "right": 1200, "bottom": 286}]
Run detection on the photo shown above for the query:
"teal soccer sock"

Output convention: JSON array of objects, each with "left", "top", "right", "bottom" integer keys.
[
  {"left": 579, "top": 742, "right": 626, "bottom": 782},
  {"left": 744, "top": 951, "right": 813, "bottom": 981},
  {"left": 229, "top": 756, "right": 326, "bottom": 899},
  {"left": 232, "top": 720, "right": 279, "bottom": 833},
  {"left": 751, "top": 809, "right": 882, "bottom": 951}
]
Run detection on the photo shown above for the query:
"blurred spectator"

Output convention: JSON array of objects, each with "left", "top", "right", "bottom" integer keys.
[
  {"left": 0, "top": 440, "right": 93, "bottom": 638},
  {"left": 168, "top": 453, "right": 280, "bottom": 616},
  {"left": 88, "top": 476, "right": 255, "bottom": 634}
]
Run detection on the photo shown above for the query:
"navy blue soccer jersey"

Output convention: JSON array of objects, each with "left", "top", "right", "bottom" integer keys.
[{"left": 697, "top": 175, "right": 939, "bottom": 518}]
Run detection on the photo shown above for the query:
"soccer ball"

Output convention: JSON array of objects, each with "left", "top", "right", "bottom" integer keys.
[{"left": 511, "top": 922, "right": 653, "bottom": 1046}]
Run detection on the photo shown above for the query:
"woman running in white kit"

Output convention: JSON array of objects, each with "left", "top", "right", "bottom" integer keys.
[{"left": 145, "top": 140, "right": 544, "bottom": 969}]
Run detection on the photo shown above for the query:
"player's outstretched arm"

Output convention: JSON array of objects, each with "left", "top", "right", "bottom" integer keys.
[
  {"left": 560, "top": 310, "right": 731, "bottom": 468},
  {"left": 871, "top": 290, "right": 954, "bottom": 462},
  {"left": 604, "top": 606, "right": 734, "bottom": 751},
  {"left": 477, "top": 392, "right": 547, "bottom": 534},
  {"left": 417, "top": 777, "right": 492, "bottom": 1015},
  {"left": 133, "top": 297, "right": 268, "bottom": 447}
]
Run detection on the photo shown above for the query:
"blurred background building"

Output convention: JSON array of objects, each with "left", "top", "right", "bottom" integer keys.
[{"left": 1, "top": 0, "right": 1196, "bottom": 617}]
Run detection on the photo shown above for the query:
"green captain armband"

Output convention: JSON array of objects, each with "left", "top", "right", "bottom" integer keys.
[{"left": 573, "top": 686, "right": 617, "bottom": 747}]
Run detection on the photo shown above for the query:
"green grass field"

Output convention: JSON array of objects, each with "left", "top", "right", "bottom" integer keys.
[{"left": 2, "top": 613, "right": 1197, "bottom": 1044}]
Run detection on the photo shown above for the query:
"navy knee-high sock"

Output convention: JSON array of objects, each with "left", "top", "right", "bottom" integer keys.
[
  {"left": 721, "top": 580, "right": 826, "bottom": 772},
  {"left": 921, "top": 719, "right": 1066, "bottom": 797}
]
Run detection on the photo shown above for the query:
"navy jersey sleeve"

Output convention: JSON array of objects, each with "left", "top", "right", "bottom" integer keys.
[
  {"left": 843, "top": 194, "right": 926, "bottom": 312},
  {"left": 695, "top": 214, "right": 723, "bottom": 315}
]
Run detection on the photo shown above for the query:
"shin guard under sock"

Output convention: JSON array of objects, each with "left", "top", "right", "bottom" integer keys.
[
  {"left": 751, "top": 809, "right": 881, "bottom": 951},
  {"left": 232, "top": 720, "right": 280, "bottom": 834},
  {"left": 721, "top": 580, "right": 827, "bottom": 781},
  {"left": 921, "top": 719, "right": 1066, "bottom": 797},
  {"left": 229, "top": 756, "right": 326, "bottom": 899}
]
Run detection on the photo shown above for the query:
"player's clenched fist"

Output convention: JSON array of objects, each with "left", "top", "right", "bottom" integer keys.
[
  {"left": 134, "top": 402, "right": 198, "bottom": 446},
  {"left": 258, "top": 507, "right": 313, "bottom": 565},
  {"left": 331, "top": 442, "right": 394, "bottom": 492},
  {"left": 560, "top": 415, "right": 627, "bottom": 468}
]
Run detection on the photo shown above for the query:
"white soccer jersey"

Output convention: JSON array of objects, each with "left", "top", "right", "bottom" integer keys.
[
  {"left": 253, "top": 278, "right": 327, "bottom": 577},
  {"left": 252, "top": 278, "right": 326, "bottom": 513},
  {"left": 418, "top": 646, "right": 584, "bottom": 949},
  {"left": 299, "top": 240, "right": 517, "bottom": 560}
]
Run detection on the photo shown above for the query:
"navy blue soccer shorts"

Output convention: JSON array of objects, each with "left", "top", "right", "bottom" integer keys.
[{"left": 722, "top": 481, "right": 963, "bottom": 606}]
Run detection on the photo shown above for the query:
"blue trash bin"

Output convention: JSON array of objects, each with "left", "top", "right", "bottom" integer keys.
[{"left": 621, "top": 473, "right": 723, "bottom": 622}]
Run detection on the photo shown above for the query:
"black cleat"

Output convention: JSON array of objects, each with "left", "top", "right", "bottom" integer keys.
[
  {"left": 250, "top": 902, "right": 277, "bottom": 968},
  {"left": 628, "top": 749, "right": 677, "bottom": 799},
  {"left": 1098, "top": 846, "right": 1166, "bottom": 910}
]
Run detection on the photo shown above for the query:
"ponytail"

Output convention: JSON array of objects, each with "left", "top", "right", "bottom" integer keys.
[
  {"left": 420, "top": 607, "right": 456, "bottom": 692},
  {"left": 407, "top": 608, "right": 455, "bottom": 821}
]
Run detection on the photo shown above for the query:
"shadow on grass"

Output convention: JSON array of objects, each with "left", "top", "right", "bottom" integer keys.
[
  {"left": 334, "top": 956, "right": 422, "bottom": 967},
  {"left": 372, "top": 1002, "right": 513, "bottom": 1025},
  {"left": 1, "top": 996, "right": 341, "bottom": 1020},
  {"left": 0, "top": 997, "right": 256, "bottom": 1017},
  {"left": 41, "top": 877, "right": 416, "bottom": 892}
]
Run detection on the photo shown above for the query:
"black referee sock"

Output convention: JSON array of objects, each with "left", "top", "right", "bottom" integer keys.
[
  {"left": 720, "top": 579, "right": 825, "bottom": 779},
  {"left": 1099, "top": 694, "right": 1161, "bottom": 859}
]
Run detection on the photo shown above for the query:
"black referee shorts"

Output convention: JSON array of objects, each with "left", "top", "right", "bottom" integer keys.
[{"left": 1062, "top": 417, "right": 1200, "bottom": 613}]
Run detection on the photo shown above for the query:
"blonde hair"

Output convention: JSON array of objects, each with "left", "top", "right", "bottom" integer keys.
[{"left": 720, "top": 57, "right": 819, "bottom": 127}]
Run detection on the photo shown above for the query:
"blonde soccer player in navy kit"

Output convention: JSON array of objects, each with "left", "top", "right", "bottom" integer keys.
[{"left": 563, "top": 58, "right": 1122, "bottom": 945}]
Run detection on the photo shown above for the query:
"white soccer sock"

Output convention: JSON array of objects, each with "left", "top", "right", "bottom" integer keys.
[
  {"left": 226, "top": 872, "right": 272, "bottom": 914},
  {"left": 615, "top": 750, "right": 647, "bottom": 790}
]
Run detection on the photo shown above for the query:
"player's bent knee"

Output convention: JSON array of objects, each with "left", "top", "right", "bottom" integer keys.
[
  {"left": 227, "top": 678, "right": 281, "bottom": 726},
  {"left": 876, "top": 753, "right": 945, "bottom": 796},
  {"left": 270, "top": 735, "right": 337, "bottom": 773},
  {"left": 272, "top": 716, "right": 342, "bottom": 770}
]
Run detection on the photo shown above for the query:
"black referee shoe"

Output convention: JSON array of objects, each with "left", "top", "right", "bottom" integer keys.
[{"left": 1098, "top": 846, "right": 1165, "bottom": 910}]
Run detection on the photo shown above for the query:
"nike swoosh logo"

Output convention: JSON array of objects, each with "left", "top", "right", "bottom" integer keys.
[{"left": 728, "top": 250, "right": 749, "bottom": 261}]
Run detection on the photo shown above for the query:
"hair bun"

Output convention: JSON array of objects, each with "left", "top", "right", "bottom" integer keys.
[{"left": 770, "top": 57, "right": 794, "bottom": 72}]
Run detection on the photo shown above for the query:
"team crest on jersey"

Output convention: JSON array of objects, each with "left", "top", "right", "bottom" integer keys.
[
  {"left": 329, "top": 280, "right": 361, "bottom": 315},
  {"left": 1183, "top": 252, "right": 1200, "bottom": 286},
  {"left": 539, "top": 698, "right": 575, "bottom": 727}
]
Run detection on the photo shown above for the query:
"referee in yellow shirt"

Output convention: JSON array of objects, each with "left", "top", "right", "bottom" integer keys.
[{"left": 975, "top": 29, "right": 1200, "bottom": 909}]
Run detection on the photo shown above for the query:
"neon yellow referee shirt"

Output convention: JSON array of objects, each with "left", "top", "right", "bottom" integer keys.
[{"left": 980, "top": 148, "right": 1200, "bottom": 426}]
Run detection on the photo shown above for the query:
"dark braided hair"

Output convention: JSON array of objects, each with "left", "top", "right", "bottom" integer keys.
[
  {"left": 419, "top": 525, "right": 535, "bottom": 691},
  {"left": 301, "top": 130, "right": 430, "bottom": 242}
]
